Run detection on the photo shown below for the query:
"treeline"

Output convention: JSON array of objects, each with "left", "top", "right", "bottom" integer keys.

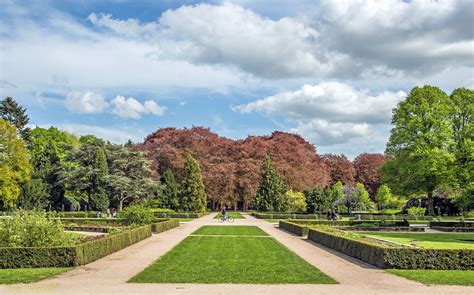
[{"left": 0, "top": 97, "right": 206, "bottom": 212}]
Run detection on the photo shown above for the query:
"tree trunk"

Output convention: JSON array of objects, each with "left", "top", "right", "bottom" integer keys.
[
  {"left": 119, "top": 199, "right": 124, "bottom": 211},
  {"left": 426, "top": 190, "right": 435, "bottom": 216}
]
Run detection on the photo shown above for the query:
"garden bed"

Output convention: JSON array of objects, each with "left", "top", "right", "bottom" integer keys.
[
  {"left": 307, "top": 227, "right": 474, "bottom": 270},
  {"left": 431, "top": 226, "right": 474, "bottom": 232}
]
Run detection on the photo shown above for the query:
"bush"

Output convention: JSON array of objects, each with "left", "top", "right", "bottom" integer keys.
[
  {"left": 153, "top": 212, "right": 204, "bottom": 218},
  {"left": 57, "top": 211, "right": 99, "bottom": 218},
  {"left": 408, "top": 207, "right": 426, "bottom": 220},
  {"left": 307, "top": 228, "right": 474, "bottom": 270},
  {"left": 0, "top": 210, "right": 76, "bottom": 247},
  {"left": 119, "top": 205, "right": 155, "bottom": 225},
  {"left": 279, "top": 220, "right": 309, "bottom": 236},
  {"left": 151, "top": 219, "right": 180, "bottom": 233}
]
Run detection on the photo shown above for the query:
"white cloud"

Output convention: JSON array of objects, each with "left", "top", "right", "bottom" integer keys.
[
  {"left": 64, "top": 91, "right": 108, "bottom": 114},
  {"left": 111, "top": 96, "right": 166, "bottom": 119},
  {"left": 232, "top": 82, "right": 406, "bottom": 147},
  {"left": 47, "top": 123, "right": 145, "bottom": 143}
]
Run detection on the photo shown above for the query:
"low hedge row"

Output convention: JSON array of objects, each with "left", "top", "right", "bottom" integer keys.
[
  {"left": 59, "top": 218, "right": 122, "bottom": 225},
  {"left": 285, "top": 219, "right": 409, "bottom": 227},
  {"left": 279, "top": 220, "right": 309, "bottom": 236},
  {"left": 355, "top": 214, "right": 433, "bottom": 221},
  {"left": 151, "top": 219, "right": 180, "bottom": 233},
  {"left": 430, "top": 221, "right": 474, "bottom": 228},
  {"left": 307, "top": 228, "right": 474, "bottom": 270},
  {"left": 153, "top": 212, "right": 205, "bottom": 218},
  {"left": 253, "top": 213, "right": 321, "bottom": 219},
  {"left": 0, "top": 225, "right": 152, "bottom": 269},
  {"left": 57, "top": 211, "right": 99, "bottom": 218}
]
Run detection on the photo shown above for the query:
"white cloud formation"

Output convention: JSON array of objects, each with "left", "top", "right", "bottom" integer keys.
[
  {"left": 232, "top": 82, "right": 406, "bottom": 146},
  {"left": 111, "top": 96, "right": 166, "bottom": 119},
  {"left": 65, "top": 91, "right": 108, "bottom": 114},
  {"left": 47, "top": 123, "right": 145, "bottom": 143}
]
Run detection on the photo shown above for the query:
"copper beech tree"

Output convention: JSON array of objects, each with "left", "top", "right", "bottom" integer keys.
[
  {"left": 137, "top": 127, "right": 330, "bottom": 210},
  {"left": 353, "top": 153, "right": 385, "bottom": 200}
]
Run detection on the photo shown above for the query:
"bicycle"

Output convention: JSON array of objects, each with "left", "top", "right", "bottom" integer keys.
[{"left": 218, "top": 215, "right": 234, "bottom": 223}]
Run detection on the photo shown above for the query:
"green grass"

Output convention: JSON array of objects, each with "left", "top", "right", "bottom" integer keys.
[
  {"left": 192, "top": 225, "right": 268, "bottom": 236},
  {"left": 130, "top": 226, "right": 335, "bottom": 284},
  {"left": 387, "top": 269, "right": 474, "bottom": 286},
  {"left": 0, "top": 268, "right": 72, "bottom": 284},
  {"left": 178, "top": 218, "right": 194, "bottom": 222},
  {"left": 214, "top": 212, "right": 244, "bottom": 219},
  {"left": 363, "top": 232, "right": 474, "bottom": 249}
]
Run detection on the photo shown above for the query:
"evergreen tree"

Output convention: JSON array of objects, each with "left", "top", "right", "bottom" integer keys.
[
  {"left": 89, "top": 147, "right": 109, "bottom": 211},
  {"left": 0, "top": 97, "right": 30, "bottom": 141},
  {"left": 304, "top": 187, "right": 333, "bottom": 213},
  {"left": 162, "top": 169, "right": 180, "bottom": 210},
  {"left": 253, "top": 155, "right": 288, "bottom": 212},
  {"left": 180, "top": 154, "right": 207, "bottom": 212}
]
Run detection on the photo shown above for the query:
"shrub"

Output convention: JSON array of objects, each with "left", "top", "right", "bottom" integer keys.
[
  {"left": 119, "top": 205, "right": 155, "bottom": 225},
  {"left": 151, "top": 219, "right": 180, "bottom": 233},
  {"left": 0, "top": 210, "right": 76, "bottom": 247},
  {"left": 407, "top": 207, "right": 426, "bottom": 220}
]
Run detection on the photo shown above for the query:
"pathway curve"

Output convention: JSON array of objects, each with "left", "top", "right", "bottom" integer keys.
[{"left": 1, "top": 213, "right": 472, "bottom": 295}]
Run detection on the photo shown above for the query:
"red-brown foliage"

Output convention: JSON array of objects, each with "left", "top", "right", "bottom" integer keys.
[
  {"left": 353, "top": 153, "right": 385, "bottom": 199},
  {"left": 321, "top": 154, "right": 356, "bottom": 186},
  {"left": 137, "top": 127, "right": 330, "bottom": 209}
]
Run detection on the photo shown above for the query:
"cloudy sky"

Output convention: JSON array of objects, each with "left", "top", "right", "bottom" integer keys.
[{"left": 1, "top": 0, "right": 473, "bottom": 157}]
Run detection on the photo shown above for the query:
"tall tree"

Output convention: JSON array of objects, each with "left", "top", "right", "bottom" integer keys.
[
  {"left": 353, "top": 153, "right": 385, "bottom": 199},
  {"left": 0, "top": 119, "right": 31, "bottom": 208},
  {"left": 322, "top": 154, "right": 356, "bottom": 185},
  {"left": 89, "top": 147, "right": 109, "bottom": 211},
  {"left": 382, "top": 86, "right": 454, "bottom": 215},
  {"left": 180, "top": 154, "right": 207, "bottom": 212},
  {"left": 162, "top": 169, "right": 180, "bottom": 210},
  {"left": 375, "top": 184, "right": 394, "bottom": 210},
  {"left": 0, "top": 97, "right": 30, "bottom": 141},
  {"left": 253, "top": 155, "right": 288, "bottom": 212},
  {"left": 304, "top": 187, "right": 333, "bottom": 214}
]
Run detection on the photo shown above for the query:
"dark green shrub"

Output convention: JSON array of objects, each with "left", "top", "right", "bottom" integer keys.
[
  {"left": 151, "top": 219, "right": 180, "bottom": 233},
  {"left": 430, "top": 221, "right": 474, "bottom": 228},
  {"left": 279, "top": 220, "right": 309, "bottom": 236}
]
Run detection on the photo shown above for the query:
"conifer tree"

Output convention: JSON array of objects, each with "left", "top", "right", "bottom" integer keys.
[
  {"left": 0, "top": 97, "right": 30, "bottom": 141},
  {"left": 253, "top": 155, "right": 288, "bottom": 212},
  {"left": 90, "top": 147, "right": 109, "bottom": 211},
  {"left": 180, "top": 154, "right": 206, "bottom": 212},
  {"left": 162, "top": 169, "right": 180, "bottom": 210}
]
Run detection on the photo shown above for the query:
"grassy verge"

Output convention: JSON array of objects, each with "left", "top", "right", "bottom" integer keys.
[
  {"left": 130, "top": 226, "right": 335, "bottom": 284},
  {"left": 214, "top": 212, "right": 244, "bottom": 219},
  {"left": 0, "top": 268, "right": 72, "bottom": 284},
  {"left": 178, "top": 218, "right": 194, "bottom": 222},
  {"left": 362, "top": 232, "right": 474, "bottom": 249},
  {"left": 387, "top": 269, "right": 474, "bottom": 286},
  {"left": 192, "top": 225, "right": 268, "bottom": 236}
]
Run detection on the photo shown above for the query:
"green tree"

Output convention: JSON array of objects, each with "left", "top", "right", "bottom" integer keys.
[
  {"left": 375, "top": 184, "right": 394, "bottom": 210},
  {"left": 382, "top": 86, "right": 455, "bottom": 215},
  {"left": 0, "top": 119, "right": 31, "bottom": 208},
  {"left": 304, "top": 187, "right": 333, "bottom": 213},
  {"left": 180, "top": 154, "right": 207, "bottom": 212},
  {"left": 28, "top": 127, "right": 79, "bottom": 162},
  {"left": 0, "top": 97, "right": 30, "bottom": 141},
  {"left": 89, "top": 147, "right": 109, "bottom": 211},
  {"left": 286, "top": 190, "right": 306, "bottom": 213},
  {"left": 253, "top": 155, "right": 288, "bottom": 212},
  {"left": 448, "top": 88, "right": 473, "bottom": 209},
  {"left": 331, "top": 181, "right": 345, "bottom": 212},
  {"left": 17, "top": 178, "right": 48, "bottom": 210},
  {"left": 162, "top": 169, "right": 180, "bottom": 210},
  {"left": 354, "top": 182, "right": 375, "bottom": 211}
]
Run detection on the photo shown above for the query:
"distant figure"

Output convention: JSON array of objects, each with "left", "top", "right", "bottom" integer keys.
[
  {"left": 326, "top": 209, "right": 332, "bottom": 221},
  {"left": 221, "top": 206, "right": 227, "bottom": 221},
  {"left": 96, "top": 211, "right": 102, "bottom": 218},
  {"left": 111, "top": 208, "right": 117, "bottom": 218},
  {"left": 330, "top": 209, "right": 338, "bottom": 221},
  {"left": 106, "top": 208, "right": 111, "bottom": 218}
]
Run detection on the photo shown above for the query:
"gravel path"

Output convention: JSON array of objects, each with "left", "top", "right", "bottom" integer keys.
[{"left": 1, "top": 213, "right": 472, "bottom": 295}]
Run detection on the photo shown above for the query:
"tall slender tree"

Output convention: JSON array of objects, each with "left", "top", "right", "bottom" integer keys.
[
  {"left": 0, "top": 97, "right": 30, "bottom": 141},
  {"left": 253, "top": 155, "right": 288, "bottom": 212},
  {"left": 180, "top": 154, "right": 207, "bottom": 212},
  {"left": 162, "top": 169, "right": 180, "bottom": 210}
]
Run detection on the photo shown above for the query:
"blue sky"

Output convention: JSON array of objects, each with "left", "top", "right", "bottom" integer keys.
[{"left": 1, "top": 0, "right": 473, "bottom": 158}]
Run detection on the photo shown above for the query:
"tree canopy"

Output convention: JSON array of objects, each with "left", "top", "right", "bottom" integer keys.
[{"left": 0, "top": 97, "right": 30, "bottom": 141}]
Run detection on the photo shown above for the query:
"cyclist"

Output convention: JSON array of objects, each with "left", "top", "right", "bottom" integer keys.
[{"left": 221, "top": 206, "right": 227, "bottom": 221}]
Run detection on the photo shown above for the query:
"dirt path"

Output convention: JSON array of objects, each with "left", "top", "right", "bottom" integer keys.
[{"left": 1, "top": 213, "right": 472, "bottom": 295}]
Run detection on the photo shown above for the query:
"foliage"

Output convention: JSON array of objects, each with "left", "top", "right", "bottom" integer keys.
[
  {"left": 119, "top": 205, "right": 155, "bottom": 225},
  {"left": 333, "top": 182, "right": 374, "bottom": 213},
  {"left": 353, "top": 153, "right": 385, "bottom": 199},
  {"left": 382, "top": 86, "right": 455, "bottom": 215},
  {"left": 322, "top": 154, "right": 356, "bottom": 185},
  {"left": 0, "top": 97, "right": 30, "bottom": 141},
  {"left": 0, "top": 210, "right": 74, "bottom": 247},
  {"left": 180, "top": 154, "right": 207, "bottom": 212},
  {"left": 17, "top": 178, "right": 49, "bottom": 210},
  {"left": 285, "top": 190, "right": 307, "bottom": 213},
  {"left": 28, "top": 127, "right": 79, "bottom": 162},
  {"left": 304, "top": 187, "right": 333, "bottom": 213},
  {"left": 151, "top": 219, "right": 180, "bottom": 233},
  {"left": 253, "top": 155, "right": 288, "bottom": 212},
  {"left": 161, "top": 169, "right": 180, "bottom": 210},
  {"left": 330, "top": 181, "right": 345, "bottom": 212},
  {"left": 407, "top": 207, "right": 427, "bottom": 220},
  {"left": 0, "top": 119, "right": 31, "bottom": 208},
  {"left": 375, "top": 184, "right": 394, "bottom": 209}
]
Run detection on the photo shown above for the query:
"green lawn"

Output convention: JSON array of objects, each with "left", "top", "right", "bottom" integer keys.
[
  {"left": 192, "top": 225, "right": 268, "bottom": 236},
  {"left": 130, "top": 226, "right": 335, "bottom": 284},
  {"left": 178, "top": 218, "right": 195, "bottom": 222},
  {"left": 214, "top": 212, "right": 244, "bottom": 219},
  {"left": 387, "top": 269, "right": 474, "bottom": 286},
  {"left": 0, "top": 268, "right": 72, "bottom": 284},
  {"left": 363, "top": 232, "right": 474, "bottom": 249}
]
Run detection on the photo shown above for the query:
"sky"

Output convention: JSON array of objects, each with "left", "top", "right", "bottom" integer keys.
[{"left": 1, "top": 0, "right": 473, "bottom": 158}]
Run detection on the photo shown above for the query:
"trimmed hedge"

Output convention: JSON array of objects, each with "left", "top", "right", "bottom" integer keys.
[
  {"left": 279, "top": 220, "right": 309, "bottom": 236},
  {"left": 57, "top": 211, "right": 99, "bottom": 218},
  {"left": 285, "top": 219, "right": 409, "bottom": 227},
  {"left": 0, "top": 225, "right": 151, "bottom": 269},
  {"left": 253, "top": 213, "right": 321, "bottom": 220},
  {"left": 151, "top": 219, "right": 180, "bottom": 233},
  {"left": 59, "top": 218, "right": 122, "bottom": 226},
  {"left": 307, "top": 228, "right": 474, "bottom": 270},
  {"left": 355, "top": 214, "right": 433, "bottom": 221},
  {"left": 153, "top": 212, "right": 205, "bottom": 218},
  {"left": 430, "top": 221, "right": 474, "bottom": 228}
]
